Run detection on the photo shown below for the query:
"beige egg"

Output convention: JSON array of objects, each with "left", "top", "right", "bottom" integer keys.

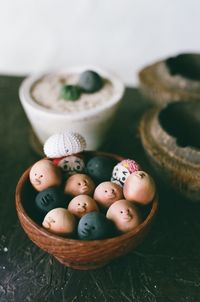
[
  {"left": 29, "top": 159, "right": 62, "bottom": 192},
  {"left": 64, "top": 174, "right": 95, "bottom": 196},
  {"left": 123, "top": 171, "right": 156, "bottom": 205},
  {"left": 42, "top": 208, "right": 76, "bottom": 236},
  {"left": 68, "top": 195, "right": 99, "bottom": 218},
  {"left": 106, "top": 199, "right": 141, "bottom": 233},
  {"left": 94, "top": 181, "right": 123, "bottom": 208}
]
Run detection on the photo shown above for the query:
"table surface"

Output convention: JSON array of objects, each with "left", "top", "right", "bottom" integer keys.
[{"left": 0, "top": 75, "right": 200, "bottom": 302}]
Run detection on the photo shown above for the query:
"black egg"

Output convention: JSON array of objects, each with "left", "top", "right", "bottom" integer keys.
[
  {"left": 35, "top": 187, "right": 66, "bottom": 215},
  {"left": 86, "top": 156, "right": 118, "bottom": 184},
  {"left": 78, "top": 212, "right": 113, "bottom": 240},
  {"left": 79, "top": 70, "right": 103, "bottom": 93}
]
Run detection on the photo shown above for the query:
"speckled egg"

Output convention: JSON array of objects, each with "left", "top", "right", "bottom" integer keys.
[
  {"left": 68, "top": 195, "right": 99, "bottom": 218},
  {"left": 111, "top": 159, "right": 140, "bottom": 187},
  {"left": 64, "top": 174, "right": 95, "bottom": 196},
  {"left": 94, "top": 181, "right": 123, "bottom": 208},
  {"left": 29, "top": 159, "right": 62, "bottom": 192},
  {"left": 42, "top": 208, "right": 76, "bottom": 236},
  {"left": 78, "top": 212, "right": 114, "bottom": 240},
  {"left": 106, "top": 199, "right": 141, "bottom": 233},
  {"left": 53, "top": 155, "right": 85, "bottom": 175},
  {"left": 123, "top": 171, "right": 156, "bottom": 205},
  {"left": 35, "top": 187, "right": 67, "bottom": 215},
  {"left": 86, "top": 156, "right": 118, "bottom": 184}
]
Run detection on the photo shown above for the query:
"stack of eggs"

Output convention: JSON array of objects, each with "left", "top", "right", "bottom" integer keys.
[{"left": 29, "top": 131, "right": 156, "bottom": 240}]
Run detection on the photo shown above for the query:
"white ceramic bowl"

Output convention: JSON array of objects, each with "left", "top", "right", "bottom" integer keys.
[{"left": 19, "top": 66, "right": 125, "bottom": 150}]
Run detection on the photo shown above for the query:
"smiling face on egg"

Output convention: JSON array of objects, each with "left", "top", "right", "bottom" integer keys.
[
  {"left": 111, "top": 159, "right": 140, "bottom": 187},
  {"left": 64, "top": 174, "right": 95, "bottom": 196},
  {"left": 111, "top": 163, "right": 130, "bottom": 187},
  {"left": 68, "top": 195, "right": 99, "bottom": 218},
  {"left": 94, "top": 181, "right": 123, "bottom": 208},
  {"left": 56, "top": 155, "right": 85, "bottom": 175},
  {"left": 106, "top": 199, "right": 141, "bottom": 233},
  {"left": 29, "top": 159, "right": 62, "bottom": 192}
]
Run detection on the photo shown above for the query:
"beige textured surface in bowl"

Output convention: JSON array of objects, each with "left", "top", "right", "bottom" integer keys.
[{"left": 19, "top": 67, "right": 125, "bottom": 150}]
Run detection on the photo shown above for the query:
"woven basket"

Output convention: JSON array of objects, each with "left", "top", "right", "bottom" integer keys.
[
  {"left": 139, "top": 102, "right": 200, "bottom": 202},
  {"left": 139, "top": 55, "right": 200, "bottom": 106}
]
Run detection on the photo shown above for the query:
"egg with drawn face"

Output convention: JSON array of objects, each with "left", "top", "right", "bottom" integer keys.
[
  {"left": 29, "top": 159, "right": 62, "bottom": 192},
  {"left": 111, "top": 159, "right": 140, "bottom": 187},
  {"left": 124, "top": 171, "right": 156, "bottom": 205},
  {"left": 64, "top": 174, "right": 95, "bottom": 196},
  {"left": 35, "top": 187, "right": 66, "bottom": 215},
  {"left": 106, "top": 199, "right": 141, "bottom": 233},
  {"left": 42, "top": 208, "right": 76, "bottom": 236},
  {"left": 68, "top": 195, "right": 99, "bottom": 218},
  {"left": 94, "top": 181, "right": 123, "bottom": 208},
  {"left": 78, "top": 212, "right": 113, "bottom": 240},
  {"left": 53, "top": 155, "right": 85, "bottom": 175}
]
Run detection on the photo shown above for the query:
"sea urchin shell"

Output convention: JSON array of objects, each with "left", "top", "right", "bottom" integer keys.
[{"left": 43, "top": 131, "right": 86, "bottom": 158}]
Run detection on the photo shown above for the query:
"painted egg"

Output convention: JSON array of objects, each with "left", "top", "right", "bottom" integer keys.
[
  {"left": 86, "top": 156, "right": 118, "bottom": 184},
  {"left": 64, "top": 174, "right": 95, "bottom": 196},
  {"left": 94, "top": 181, "right": 123, "bottom": 208},
  {"left": 43, "top": 131, "right": 86, "bottom": 158},
  {"left": 68, "top": 195, "right": 99, "bottom": 218},
  {"left": 29, "top": 159, "right": 62, "bottom": 192},
  {"left": 35, "top": 187, "right": 67, "bottom": 215},
  {"left": 42, "top": 208, "right": 76, "bottom": 236},
  {"left": 123, "top": 171, "right": 156, "bottom": 205},
  {"left": 53, "top": 155, "right": 85, "bottom": 175},
  {"left": 106, "top": 199, "right": 141, "bottom": 233},
  {"left": 78, "top": 212, "right": 113, "bottom": 240},
  {"left": 111, "top": 159, "right": 140, "bottom": 187}
]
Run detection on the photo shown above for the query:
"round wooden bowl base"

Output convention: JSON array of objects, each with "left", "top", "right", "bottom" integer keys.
[{"left": 54, "top": 256, "right": 108, "bottom": 270}]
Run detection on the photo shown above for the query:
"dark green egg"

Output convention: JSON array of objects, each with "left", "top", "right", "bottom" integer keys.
[
  {"left": 35, "top": 187, "right": 66, "bottom": 214},
  {"left": 60, "top": 84, "right": 81, "bottom": 100},
  {"left": 86, "top": 156, "right": 118, "bottom": 184},
  {"left": 79, "top": 70, "right": 103, "bottom": 93},
  {"left": 78, "top": 212, "right": 113, "bottom": 240}
]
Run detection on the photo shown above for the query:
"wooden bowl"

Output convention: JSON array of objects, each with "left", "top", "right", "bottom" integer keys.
[
  {"left": 15, "top": 151, "right": 158, "bottom": 270},
  {"left": 138, "top": 53, "right": 200, "bottom": 105},
  {"left": 139, "top": 101, "right": 200, "bottom": 201}
]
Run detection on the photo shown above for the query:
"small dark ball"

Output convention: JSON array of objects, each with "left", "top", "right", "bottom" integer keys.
[
  {"left": 79, "top": 70, "right": 103, "bottom": 93},
  {"left": 35, "top": 187, "right": 66, "bottom": 215},
  {"left": 60, "top": 85, "right": 81, "bottom": 100},
  {"left": 86, "top": 156, "right": 118, "bottom": 184},
  {"left": 78, "top": 212, "right": 113, "bottom": 240}
]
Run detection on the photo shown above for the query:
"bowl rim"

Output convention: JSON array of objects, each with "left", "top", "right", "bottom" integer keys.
[
  {"left": 138, "top": 60, "right": 200, "bottom": 99},
  {"left": 19, "top": 66, "right": 125, "bottom": 121},
  {"left": 140, "top": 106, "right": 200, "bottom": 167},
  {"left": 15, "top": 151, "right": 158, "bottom": 246}
]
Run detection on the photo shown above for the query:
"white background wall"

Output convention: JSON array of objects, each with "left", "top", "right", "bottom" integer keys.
[{"left": 0, "top": 0, "right": 200, "bottom": 86}]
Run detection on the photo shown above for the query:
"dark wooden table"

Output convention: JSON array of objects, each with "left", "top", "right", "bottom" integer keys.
[{"left": 0, "top": 75, "right": 200, "bottom": 302}]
